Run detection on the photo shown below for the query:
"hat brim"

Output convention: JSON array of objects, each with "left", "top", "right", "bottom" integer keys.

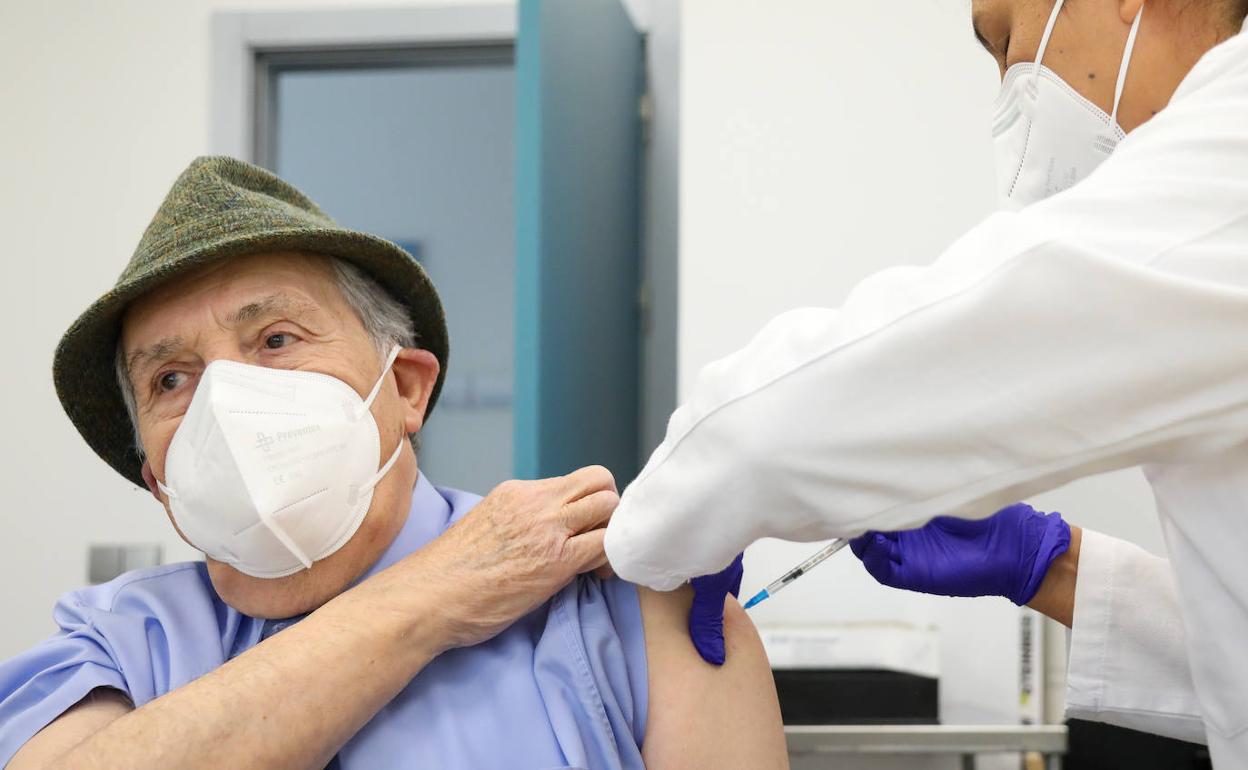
[{"left": 53, "top": 227, "right": 449, "bottom": 488}]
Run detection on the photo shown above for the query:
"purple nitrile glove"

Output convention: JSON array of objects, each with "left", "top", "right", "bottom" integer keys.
[
  {"left": 688, "top": 552, "right": 744, "bottom": 666},
  {"left": 849, "top": 503, "right": 1071, "bottom": 606}
]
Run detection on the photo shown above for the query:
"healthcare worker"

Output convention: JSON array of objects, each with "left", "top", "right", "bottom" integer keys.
[{"left": 604, "top": 0, "right": 1248, "bottom": 764}]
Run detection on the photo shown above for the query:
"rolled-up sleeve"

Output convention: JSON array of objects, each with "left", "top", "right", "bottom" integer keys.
[
  {"left": 0, "top": 563, "right": 245, "bottom": 767},
  {"left": 0, "top": 593, "right": 133, "bottom": 766},
  {"left": 1065, "top": 529, "right": 1206, "bottom": 744}
]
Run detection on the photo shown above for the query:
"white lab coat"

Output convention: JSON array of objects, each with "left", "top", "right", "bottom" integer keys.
[
  {"left": 604, "top": 22, "right": 1248, "bottom": 764},
  {"left": 1067, "top": 530, "right": 1205, "bottom": 744}
]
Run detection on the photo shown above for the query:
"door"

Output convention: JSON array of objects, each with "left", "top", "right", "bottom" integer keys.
[
  {"left": 264, "top": 46, "right": 517, "bottom": 495},
  {"left": 514, "top": 0, "right": 645, "bottom": 484}
]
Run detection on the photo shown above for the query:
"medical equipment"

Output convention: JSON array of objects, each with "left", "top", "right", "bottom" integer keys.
[{"left": 743, "top": 539, "right": 849, "bottom": 609}]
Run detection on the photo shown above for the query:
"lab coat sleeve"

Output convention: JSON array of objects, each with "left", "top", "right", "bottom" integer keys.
[
  {"left": 604, "top": 31, "right": 1248, "bottom": 590},
  {"left": 1065, "top": 530, "right": 1205, "bottom": 744}
]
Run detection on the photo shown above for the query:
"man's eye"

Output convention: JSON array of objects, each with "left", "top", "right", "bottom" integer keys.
[
  {"left": 158, "top": 372, "right": 185, "bottom": 393},
  {"left": 265, "top": 333, "right": 293, "bottom": 349}
]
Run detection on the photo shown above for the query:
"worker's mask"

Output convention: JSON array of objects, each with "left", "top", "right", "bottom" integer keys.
[
  {"left": 992, "top": 0, "right": 1144, "bottom": 210},
  {"left": 157, "top": 346, "right": 404, "bottom": 579}
]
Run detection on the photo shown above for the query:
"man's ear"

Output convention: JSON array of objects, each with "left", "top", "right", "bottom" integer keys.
[
  {"left": 1119, "top": 0, "right": 1143, "bottom": 25},
  {"left": 140, "top": 461, "right": 162, "bottom": 502},
  {"left": 392, "top": 348, "right": 441, "bottom": 435}
]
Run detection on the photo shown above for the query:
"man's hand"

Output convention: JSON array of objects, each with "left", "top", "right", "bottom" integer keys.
[
  {"left": 396, "top": 465, "right": 620, "bottom": 650},
  {"left": 24, "top": 466, "right": 620, "bottom": 770},
  {"left": 849, "top": 503, "right": 1072, "bottom": 607}
]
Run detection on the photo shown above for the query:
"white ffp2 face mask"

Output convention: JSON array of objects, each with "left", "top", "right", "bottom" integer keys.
[
  {"left": 992, "top": 0, "right": 1144, "bottom": 210},
  {"left": 157, "top": 346, "right": 405, "bottom": 579}
]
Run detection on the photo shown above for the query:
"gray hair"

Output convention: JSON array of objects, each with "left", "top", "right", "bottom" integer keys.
[{"left": 115, "top": 257, "right": 419, "bottom": 459}]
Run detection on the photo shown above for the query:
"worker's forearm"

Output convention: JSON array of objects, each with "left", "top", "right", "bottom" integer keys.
[
  {"left": 1026, "top": 525, "right": 1081, "bottom": 627},
  {"left": 49, "top": 557, "right": 449, "bottom": 770}
]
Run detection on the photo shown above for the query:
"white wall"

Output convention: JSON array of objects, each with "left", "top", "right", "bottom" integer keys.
[
  {"left": 0, "top": 0, "right": 507, "bottom": 660},
  {"left": 675, "top": 0, "right": 1167, "bottom": 756}
]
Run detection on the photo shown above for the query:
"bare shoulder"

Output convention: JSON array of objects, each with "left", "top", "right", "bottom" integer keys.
[
  {"left": 8, "top": 687, "right": 132, "bottom": 769},
  {"left": 637, "top": 586, "right": 788, "bottom": 770}
]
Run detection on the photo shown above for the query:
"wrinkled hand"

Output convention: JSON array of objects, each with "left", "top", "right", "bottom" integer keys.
[
  {"left": 688, "top": 553, "right": 744, "bottom": 666},
  {"left": 849, "top": 503, "right": 1070, "bottom": 606},
  {"left": 414, "top": 466, "right": 619, "bottom": 650}
]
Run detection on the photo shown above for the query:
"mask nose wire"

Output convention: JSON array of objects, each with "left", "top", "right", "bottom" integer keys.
[
  {"left": 1110, "top": 5, "right": 1145, "bottom": 125},
  {"left": 1031, "top": 0, "right": 1066, "bottom": 90}
]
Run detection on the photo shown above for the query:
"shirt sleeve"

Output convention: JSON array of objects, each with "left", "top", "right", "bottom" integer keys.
[
  {"left": 0, "top": 564, "right": 241, "bottom": 767},
  {"left": 1065, "top": 530, "right": 1206, "bottom": 744},
  {"left": 605, "top": 31, "right": 1248, "bottom": 590},
  {"left": 535, "top": 577, "right": 649, "bottom": 770},
  {"left": 0, "top": 591, "right": 133, "bottom": 766}
]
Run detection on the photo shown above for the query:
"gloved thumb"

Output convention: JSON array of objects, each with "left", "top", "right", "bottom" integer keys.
[
  {"left": 688, "top": 553, "right": 745, "bottom": 666},
  {"left": 850, "top": 532, "right": 901, "bottom": 587}
]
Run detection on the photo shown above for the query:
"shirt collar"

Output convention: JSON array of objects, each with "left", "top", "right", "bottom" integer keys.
[
  {"left": 355, "top": 472, "right": 454, "bottom": 584},
  {"left": 259, "top": 474, "right": 453, "bottom": 637}
]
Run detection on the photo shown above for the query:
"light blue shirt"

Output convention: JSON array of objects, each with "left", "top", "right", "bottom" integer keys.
[{"left": 0, "top": 476, "right": 648, "bottom": 769}]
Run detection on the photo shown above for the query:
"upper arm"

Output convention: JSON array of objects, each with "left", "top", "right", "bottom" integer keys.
[
  {"left": 8, "top": 688, "right": 132, "bottom": 769},
  {"left": 637, "top": 587, "right": 787, "bottom": 770}
]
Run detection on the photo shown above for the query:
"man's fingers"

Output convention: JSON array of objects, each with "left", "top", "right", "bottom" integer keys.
[
  {"left": 566, "top": 528, "right": 609, "bottom": 572},
  {"left": 559, "top": 465, "right": 618, "bottom": 501},
  {"left": 560, "top": 488, "right": 619, "bottom": 533}
]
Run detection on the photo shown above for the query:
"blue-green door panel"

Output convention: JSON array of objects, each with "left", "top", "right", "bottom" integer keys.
[{"left": 515, "top": 0, "right": 643, "bottom": 482}]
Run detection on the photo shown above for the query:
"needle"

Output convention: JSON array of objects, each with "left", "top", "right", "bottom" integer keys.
[{"left": 742, "top": 538, "right": 850, "bottom": 610}]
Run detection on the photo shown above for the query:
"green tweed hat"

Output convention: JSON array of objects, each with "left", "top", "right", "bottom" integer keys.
[{"left": 53, "top": 155, "right": 449, "bottom": 488}]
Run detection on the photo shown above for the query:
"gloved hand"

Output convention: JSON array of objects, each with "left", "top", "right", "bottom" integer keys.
[
  {"left": 688, "top": 553, "right": 744, "bottom": 665},
  {"left": 849, "top": 503, "right": 1070, "bottom": 606}
]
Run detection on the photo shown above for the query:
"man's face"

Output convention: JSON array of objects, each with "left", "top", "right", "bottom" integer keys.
[
  {"left": 970, "top": 0, "right": 1231, "bottom": 133},
  {"left": 120, "top": 250, "right": 440, "bottom": 618}
]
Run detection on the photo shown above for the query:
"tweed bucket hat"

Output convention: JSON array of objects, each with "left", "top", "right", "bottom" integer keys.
[{"left": 53, "top": 155, "right": 449, "bottom": 488}]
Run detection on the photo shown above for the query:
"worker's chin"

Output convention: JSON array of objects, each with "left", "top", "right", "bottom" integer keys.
[{"left": 205, "top": 558, "right": 342, "bottom": 619}]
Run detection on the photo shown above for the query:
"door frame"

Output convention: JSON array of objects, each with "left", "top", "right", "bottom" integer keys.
[
  {"left": 208, "top": 2, "right": 677, "bottom": 476},
  {"left": 210, "top": 4, "right": 516, "bottom": 162}
]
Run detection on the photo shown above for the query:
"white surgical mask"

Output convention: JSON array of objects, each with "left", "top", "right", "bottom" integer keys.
[
  {"left": 992, "top": 0, "right": 1144, "bottom": 209},
  {"left": 157, "top": 346, "right": 404, "bottom": 578}
]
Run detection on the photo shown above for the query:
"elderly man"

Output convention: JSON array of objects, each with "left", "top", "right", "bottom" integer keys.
[{"left": 0, "top": 157, "right": 786, "bottom": 769}]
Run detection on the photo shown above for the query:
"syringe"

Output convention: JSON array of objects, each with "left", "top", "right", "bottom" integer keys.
[{"left": 741, "top": 538, "right": 850, "bottom": 609}]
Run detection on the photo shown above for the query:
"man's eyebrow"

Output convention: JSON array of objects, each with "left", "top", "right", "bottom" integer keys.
[
  {"left": 225, "top": 292, "right": 315, "bottom": 325},
  {"left": 124, "top": 294, "right": 321, "bottom": 380},
  {"left": 126, "top": 335, "right": 184, "bottom": 380},
  {"left": 971, "top": 12, "right": 993, "bottom": 54}
]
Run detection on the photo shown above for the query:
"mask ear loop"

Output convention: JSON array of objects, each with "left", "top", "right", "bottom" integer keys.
[
  {"left": 358, "top": 436, "right": 406, "bottom": 500},
  {"left": 1092, "top": 3, "right": 1144, "bottom": 153},
  {"left": 1110, "top": 4, "right": 1144, "bottom": 127},
  {"left": 355, "top": 345, "right": 403, "bottom": 421},
  {"left": 265, "top": 344, "right": 405, "bottom": 572},
  {"left": 1030, "top": 0, "right": 1066, "bottom": 94},
  {"left": 351, "top": 344, "right": 408, "bottom": 502}
]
